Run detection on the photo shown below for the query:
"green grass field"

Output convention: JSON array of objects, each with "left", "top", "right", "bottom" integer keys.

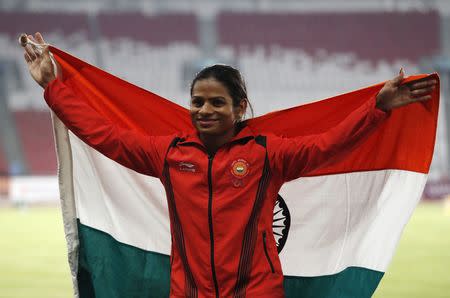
[{"left": 0, "top": 203, "right": 449, "bottom": 297}]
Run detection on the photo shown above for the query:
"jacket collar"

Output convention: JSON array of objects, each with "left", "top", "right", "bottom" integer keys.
[{"left": 179, "top": 122, "right": 255, "bottom": 148}]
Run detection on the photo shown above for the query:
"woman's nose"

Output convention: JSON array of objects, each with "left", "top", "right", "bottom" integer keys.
[{"left": 199, "top": 102, "right": 213, "bottom": 115}]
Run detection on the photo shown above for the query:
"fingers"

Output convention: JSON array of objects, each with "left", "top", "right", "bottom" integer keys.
[
  {"left": 27, "top": 34, "right": 36, "bottom": 43},
  {"left": 411, "top": 95, "right": 432, "bottom": 102},
  {"left": 411, "top": 86, "right": 435, "bottom": 97},
  {"left": 25, "top": 33, "right": 47, "bottom": 52},
  {"left": 24, "top": 52, "right": 32, "bottom": 63},
  {"left": 409, "top": 79, "right": 438, "bottom": 90},
  {"left": 406, "top": 83, "right": 434, "bottom": 104},
  {"left": 406, "top": 78, "right": 437, "bottom": 102},
  {"left": 24, "top": 44, "right": 37, "bottom": 60},
  {"left": 20, "top": 32, "right": 47, "bottom": 49},
  {"left": 35, "top": 32, "right": 45, "bottom": 44},
  {"left": 23, "top": 32, "right": 50, "bottom": 62}
]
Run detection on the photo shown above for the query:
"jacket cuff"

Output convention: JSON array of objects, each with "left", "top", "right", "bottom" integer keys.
[
  {"left": 371, "top": 92, "right": 391, "bottom": 119},
  {"left": 43, "top": 78, "right": 60, "bottom": 108}
]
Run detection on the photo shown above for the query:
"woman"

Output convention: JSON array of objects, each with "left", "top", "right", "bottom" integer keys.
[{"left": 23, "top": 32, "right": 436, "bottom": 298}]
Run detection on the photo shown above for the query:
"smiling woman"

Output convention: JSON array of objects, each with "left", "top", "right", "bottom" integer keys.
[{"left": 21, "top": 32, "right": 438, "bottom": 298}]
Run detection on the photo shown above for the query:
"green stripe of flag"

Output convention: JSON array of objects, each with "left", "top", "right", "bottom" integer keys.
[
  {"left": 284, "top": 267, "right": 383, "bottom": 298},
  {"left": 76, "top": 221, "right": 383, "bottom": 298},
  {"left": 77, "top": 221, "right": 171, "bottom": 298}
]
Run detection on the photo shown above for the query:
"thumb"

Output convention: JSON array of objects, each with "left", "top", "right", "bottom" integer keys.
[
  {"left": 42, "top": 46, "right": 53, "bottom": 65},
  {"left": 391, "top": 68, "right": 404, "bottom": 87},
  {"left": 42, "top": 46, "right": 56, "bottom": 75}
]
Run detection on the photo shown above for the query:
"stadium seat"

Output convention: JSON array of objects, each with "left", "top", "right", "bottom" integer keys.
[{"left": 13, "top": 111, "right": 56, "bottom": 175}]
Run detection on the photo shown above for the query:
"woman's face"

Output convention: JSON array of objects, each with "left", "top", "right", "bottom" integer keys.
[{"left": 190, "top": 78, "right": 245, "bottom": 137}]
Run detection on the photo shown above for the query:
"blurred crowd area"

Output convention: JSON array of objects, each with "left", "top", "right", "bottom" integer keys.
[{"left": 0, "top": 0, "right": 449, "bottom": 199}]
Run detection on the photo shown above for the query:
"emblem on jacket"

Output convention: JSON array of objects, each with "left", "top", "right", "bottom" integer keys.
[
  {"left": 178, "top": 162, "right": 196, "bottom": 173},
  {"left": 231, "top": 159, "right": 249, "bottom": 178},
  {"left": 230, "top": 159, "right": 250, "bottom": 187}
]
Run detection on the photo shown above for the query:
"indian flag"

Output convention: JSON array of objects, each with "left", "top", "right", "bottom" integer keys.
[{"left": 48, "top": 46, "right": 439, "bottom": 298}]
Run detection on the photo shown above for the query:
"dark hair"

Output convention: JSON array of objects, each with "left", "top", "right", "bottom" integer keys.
[{"left": 190, "top": 64, "right": 254, "bottom": 119}]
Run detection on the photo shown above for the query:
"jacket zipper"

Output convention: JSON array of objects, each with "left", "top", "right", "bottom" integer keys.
[
  {"left": 208, "top": 154, "right": 220, "bottom": 298},
  {"left": 262, "top": 231, "right": 275, "bottom": 273}
]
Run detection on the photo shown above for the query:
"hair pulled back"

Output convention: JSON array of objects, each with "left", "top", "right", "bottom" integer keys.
[{"left": 190, "top": 64, "right": 254, "bottom": 119}]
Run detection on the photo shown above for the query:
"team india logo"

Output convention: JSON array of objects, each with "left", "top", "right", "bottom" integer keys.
[{"left": 231, "top": 159, "right": 250, "bottom": 178}]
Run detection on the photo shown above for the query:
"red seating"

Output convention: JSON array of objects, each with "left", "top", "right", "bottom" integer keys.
[
  {"left": 98, "top": 12, "right": 198, "bottom": 44},
  {"left": 13, "top": 111, "right": 56, "bottom": 175},
  {"left": 0, "top": 11, "right": 198, "bottom": 44},
  {"left": 0, "top": 141, "right": 7, "bottom": 175},
  {"left": 0, "top": 12, "right": 89, "bottom": 38},
  {"left": 217, "top": 12, "right": 440, "bottom": 61}
]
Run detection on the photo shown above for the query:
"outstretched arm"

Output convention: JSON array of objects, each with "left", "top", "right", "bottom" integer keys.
[
  {"left": 270, "top": 70, "right": 437, "bottom": 182},
  {"left": 22, "top": 32, "right": 170, "bottom": 177}
]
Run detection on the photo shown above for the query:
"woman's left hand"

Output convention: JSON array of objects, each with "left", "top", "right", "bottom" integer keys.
[{"left": 376, "top": 68, "right": 437, "bottom": 112}]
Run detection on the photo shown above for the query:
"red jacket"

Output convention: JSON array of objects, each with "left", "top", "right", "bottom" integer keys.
[{"left": 45, "top": 79, "right": 388, "bottom": 298}]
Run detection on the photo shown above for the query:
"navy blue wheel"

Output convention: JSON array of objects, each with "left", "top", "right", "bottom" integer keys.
[{"left": 273, "top": 194, "right": 291, "bottom": 254}]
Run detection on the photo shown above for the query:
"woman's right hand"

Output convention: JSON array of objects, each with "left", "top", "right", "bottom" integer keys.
[{"left": 23, "top": 32, "right": 57, "bottom": 89}]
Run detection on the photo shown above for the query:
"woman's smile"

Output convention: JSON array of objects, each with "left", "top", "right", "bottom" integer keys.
[{"left": 197, "top": 118, "right": 219, "bottom": 127}]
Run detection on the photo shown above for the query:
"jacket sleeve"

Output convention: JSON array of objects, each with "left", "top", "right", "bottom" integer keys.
[
  {"left": 44, "top": 78, "right": 170, "bottom": 178},
  {"left": 268, "top": 95, "right": 389, "bottom": 182}
]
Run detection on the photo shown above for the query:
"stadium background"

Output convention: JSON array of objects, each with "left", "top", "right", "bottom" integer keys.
[{"left": 0, "top": 0, "right": 449, "bottom": 297}]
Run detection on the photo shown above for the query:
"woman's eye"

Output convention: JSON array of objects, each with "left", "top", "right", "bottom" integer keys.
[
  {"left": 213, "top": 99, "right": 225, "bottom": 106},
  {"left": 191, "top": 99, "right": 203, "bottom": 107}
]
